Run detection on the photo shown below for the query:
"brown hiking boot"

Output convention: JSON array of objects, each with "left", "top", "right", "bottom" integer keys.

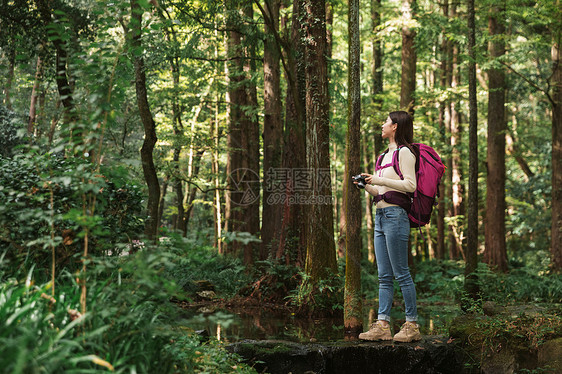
[
  {"left": 358, "top": 321, "right": 392, "bottom": 341},
  {"left": 393, "top": 321, "right": 421, "bottom": 343}
]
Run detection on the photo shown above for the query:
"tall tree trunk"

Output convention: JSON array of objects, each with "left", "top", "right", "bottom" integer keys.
[
  {"left": 302, "top": 0, "right": 337, "bottom": 284},
  {"left": 551, "top": 30, "right": 562, "bottom": 271},
  {"left": 484, "top": 6, "right": 508, "bottom": 273},
  {"left": 344, "top": 0, "right": 362, "bottom": 334},
  {"left": 261, "top": 0, "right": 282, "bottom": 261},
  {"left": 131, "top": 0, "right": 160, "bottom": 241},
  {"left": 450, "top": 32, "right": 464, "bottom": 260},
  {"left": 400, "top": 0, "right": 417, "bottom": 114},
  {"left": 464, "top": 0, "right": 480, "bottom": 307},
  {"left": 241, "top": 3, "right": 260, "bottom": 267},
  {"left": 225, "top": 0, "right": 246, "bottom": 256},
  {"left": 274, "top": 0, "right": 307, "bottom": 267}
]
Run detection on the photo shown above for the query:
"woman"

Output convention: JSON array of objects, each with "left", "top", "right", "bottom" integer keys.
[{"left": 356, "top": 111, "right": 421, "bottom": 343}]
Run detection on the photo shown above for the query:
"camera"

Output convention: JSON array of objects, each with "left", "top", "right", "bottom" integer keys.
[{"left": 352, "top": 174, "right": 367, "bottom": 189}]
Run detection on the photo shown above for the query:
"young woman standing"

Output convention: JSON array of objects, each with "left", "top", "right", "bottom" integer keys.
[{"left": 356, "top": 111, "right": 421, "bottom": 343}]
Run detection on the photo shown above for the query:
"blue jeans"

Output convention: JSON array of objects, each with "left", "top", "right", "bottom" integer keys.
[{"left": 374, "top": 206, "right": 418, "bottom": 322}]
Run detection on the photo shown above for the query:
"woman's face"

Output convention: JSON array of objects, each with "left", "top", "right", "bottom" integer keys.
[{"left": 381, "top": 116, "right": 397, "bottom": 139}]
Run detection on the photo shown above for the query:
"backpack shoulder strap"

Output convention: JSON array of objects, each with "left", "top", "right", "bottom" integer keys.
[
  {"left": 375, "top": 149, "right": 389, "bottom": 171},
  {"left": 393, "top": 145, "right": 419, "bottom": 180},
  {"left": 392, "top": 147, "right": 404, "bottom": 180}
]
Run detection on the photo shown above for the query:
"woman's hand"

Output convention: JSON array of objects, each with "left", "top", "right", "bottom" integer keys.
[{"left": 363, "top": 173, "right": 382, "bottom": 186}]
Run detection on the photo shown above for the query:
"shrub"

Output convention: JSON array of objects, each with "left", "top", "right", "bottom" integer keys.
[{"left": 0, "top": 153, "right": 143, "bottom": 274}]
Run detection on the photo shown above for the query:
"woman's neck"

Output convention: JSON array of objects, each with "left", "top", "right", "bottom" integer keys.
[{"left": 388, "top": 140, "right": 398, "bottom": 150}]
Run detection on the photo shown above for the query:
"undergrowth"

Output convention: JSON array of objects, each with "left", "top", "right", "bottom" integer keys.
[{"left": 0, "top": 248, "right": 257, "bottom": 374}]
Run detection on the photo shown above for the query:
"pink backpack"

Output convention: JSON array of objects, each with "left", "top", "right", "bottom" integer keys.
[{"left": 375, "top": 143, "right": 445, "bottom": 227}]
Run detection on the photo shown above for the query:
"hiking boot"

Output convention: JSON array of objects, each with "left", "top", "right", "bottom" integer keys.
[
  {"left": 393, "top": 321, "right": 421, "bottom": 343},
  {"left": 358, "top": 321, "right": 392, "bottom": 341}
]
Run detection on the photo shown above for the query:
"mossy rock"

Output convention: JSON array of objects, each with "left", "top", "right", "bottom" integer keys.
[
  {"left": 448, "top": 314, "right": 489, "bottom": 344},
  {"left": 538, "top": 336, "right": 562, "bottom": 373}
]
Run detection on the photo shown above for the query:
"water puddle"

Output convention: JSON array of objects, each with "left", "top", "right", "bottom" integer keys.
[{"left": 180, "top": 303, "right": 459, "bottom": 343}]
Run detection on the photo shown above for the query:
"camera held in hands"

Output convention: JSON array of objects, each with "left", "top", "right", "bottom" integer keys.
[{"left": 352, "top": 174, "right": 367, "bottom": 189}]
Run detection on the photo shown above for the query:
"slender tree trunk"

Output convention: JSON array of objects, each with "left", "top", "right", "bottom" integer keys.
[
  {"left": 28, "top": 55, "right": 43, "bottom": 135},
  {"left": 262, "top": 0, "right": 283, "bottom": 261},
  {"left": 551, "top": 30, "right": 562, "bottom": 271},
  {"left": 158, "top": 175, "right": 169, "bottom": 228},
  {"left": 3, "top": 48, "right": 15, "bottom": 109},
  {"left": 484, "top": 6, "right": 508, "bottom": 273},
  {"left": 344, "top": 0, "right": 362, "bottom": 333},
  {"left": 131, "top": 0, "right": 160, "bottom": 241},
  {"left": 400, "top": 0, "right": 417, "bottom": 114},
  {"left": 302, "top": 0, "right": 337, "bottom": 283},
  {"left": 464, "top": 0, "right": 480, "bottom": 307},
  {"left": 213, "top": 97, "right": 223, "bottom": 253},
  {"left": 450, "top": 37, "right": 463, "bottom": 259}
]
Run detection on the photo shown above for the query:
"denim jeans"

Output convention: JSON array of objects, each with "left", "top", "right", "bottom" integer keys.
[{"left": 374, "top": 206, "right": 418, "bottom": 322}]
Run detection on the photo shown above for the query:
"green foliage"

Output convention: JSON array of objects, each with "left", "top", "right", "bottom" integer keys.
[
  {"left": 0, "top": 248, "right": 257, "bottom": 374},
  {"left": 163, "top": 239, "right": 252, "bottom": 299},
  {"left": 0, "top": 152, "right": 143, "bottom": 273},
  {"left": 287, "top": 266, "right": 344, "bottom": 315},
  {"left": 0, "top": 105, "right": 28, "bottom": 157}
]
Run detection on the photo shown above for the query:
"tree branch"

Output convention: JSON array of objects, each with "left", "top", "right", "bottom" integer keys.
[{"left": 500, "top": 61, "right": 554, "bottom": 106}]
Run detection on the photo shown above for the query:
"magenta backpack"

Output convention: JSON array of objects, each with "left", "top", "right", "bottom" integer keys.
[{"left": 375, "top": 143, "right": 445, "bottom": 228}]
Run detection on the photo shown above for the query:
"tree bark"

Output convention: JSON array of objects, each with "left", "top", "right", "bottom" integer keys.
[
  {"left": 450, "top": 33, "right": 464, "bottom": 260},
  {"left": 551, "top": 31, "right": 562, "bottom": 271},
  {"left": 241, "top": 3, "right": 260, "bottom": 267},
  {"left": 484, "top": 6, "right": 508, "bottom": 273},
  {"left": 274, "top": 0, "right": 307, "bottom": 267},
  {"left": 302, "top": 0, "right": 337, "bottom": 283},
  {"left": 131, "top": 0, "right": 160, "bottom": 241},
  {"left": 262, "top": 0, "right": 283, "bottom": 261},
  {"left": 344, "top": 0, "right": 363, "bottom": 334},
  {"left": 225, "top": 0, "right": 246, "bottom": 256},
  {"left": 464, "top": 0, "right": 480, "bottom": 307},
  {"left": 400, "top": 0, "right": 417, "bottom": 114}
]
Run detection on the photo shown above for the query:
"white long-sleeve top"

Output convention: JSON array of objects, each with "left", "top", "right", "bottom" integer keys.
[{"left": 365, "top": 144, "right": 417, "bottom": 209}]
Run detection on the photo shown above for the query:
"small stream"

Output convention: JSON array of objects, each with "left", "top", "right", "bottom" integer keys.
[{"left": 180, "top": 303, "right": 459, "bottom": 343}]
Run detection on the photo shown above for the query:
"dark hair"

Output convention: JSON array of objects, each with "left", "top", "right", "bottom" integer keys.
[{"left": 389, "top": 111, "right": 414, "bottom": 146}]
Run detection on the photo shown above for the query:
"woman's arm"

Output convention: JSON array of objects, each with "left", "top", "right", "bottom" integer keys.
[{"left": 365, "top": 184, "right": 379, "bottom": 197}]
